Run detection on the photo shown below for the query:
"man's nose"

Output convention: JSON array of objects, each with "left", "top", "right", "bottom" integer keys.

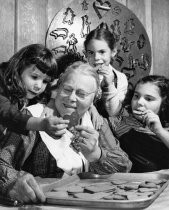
[{"left": 69, "top": 90, "right": 77, "bottom": 101}]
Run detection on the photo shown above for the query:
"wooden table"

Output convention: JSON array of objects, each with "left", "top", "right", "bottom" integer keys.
[{"left": 0, "top": 171, "right": 169, "bottom": 210}]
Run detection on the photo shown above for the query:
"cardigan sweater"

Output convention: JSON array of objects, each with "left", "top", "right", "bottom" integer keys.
[{"left": 0, "top": 110, "right": 132, "bottom": 195}]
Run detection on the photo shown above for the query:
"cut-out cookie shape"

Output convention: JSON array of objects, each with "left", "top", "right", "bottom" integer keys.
[
  {"left": 93, "top": 0, "right": 111, "bottom": 19},
  {"left": 46, "top": 0, "right": 152, "bottom": 88}
]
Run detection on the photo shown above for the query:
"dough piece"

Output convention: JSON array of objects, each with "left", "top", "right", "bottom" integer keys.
[
  {"left": 111, "top": 180, "right": 129, "bottom": 185},
  {"left": 67, "top": 186, "right": 84, "bottom": 193},
  {"left": 139, "top": 182, "right": 158, "bottom": 188},
  {"left": 138, "top": 187, "right": 158, "bottom": 193},
  {"left": 84, "top": 184, "right": 116, "bottom": 193},
  {"left": 52, "top": 184, "right": 76, "bottom": 191},
  {"left": 115, "top": 189, "right": 137, "bottom": 196},
  {"left": 127, "top": 194, "right": 148, "bottom": 200},
  {"left": 74, "top": 192, "right": 110, "bottom": 200},
  {"left": 121, "top": 183, "right": 139, "bottom": 190},
  {"left": 45, "top": 191, "right": 69, "bottom": 198},
  {"left": 146, "top": 179, "right": 167, "bottom": 185},
  {"left": 103, "top": 194, "right": 127, "bottom": 200}
]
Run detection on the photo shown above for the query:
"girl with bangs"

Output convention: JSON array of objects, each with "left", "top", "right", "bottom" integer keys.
[{"left": 0, "top": 44, "right": 69, "bottom": 139}]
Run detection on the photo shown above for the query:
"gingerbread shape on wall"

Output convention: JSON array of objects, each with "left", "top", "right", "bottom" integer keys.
[
  {"left": 45, "top": 0, "right": 151, "bottom": 88},
  {"left": 93, "top": 0, "right": 111, "bottom": 19}
]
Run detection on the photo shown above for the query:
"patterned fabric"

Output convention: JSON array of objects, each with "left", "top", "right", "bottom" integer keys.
[
  {"left": 109, "top": 108, "right": 156, "bottom": 138},
  {"left": 0, "top": 117, "right": 131, "bottom": 195}
]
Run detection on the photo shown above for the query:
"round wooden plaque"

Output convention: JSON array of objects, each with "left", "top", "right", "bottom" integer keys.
[{"left": 46, "top": 0, "right": 151, "bottom": 88}]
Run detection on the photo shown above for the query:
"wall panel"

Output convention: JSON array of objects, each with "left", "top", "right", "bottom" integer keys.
[
  {"left": 0, "top": 0, "right": 15, "bottom": 62},
  {"left": 47, "top": 0, "right": 64, "bottom": 27},
  {"left": 152, "top": 0, "right": 169, "bottom": 77},
  {"left": 115, "top": 0, "right": 127, "bottom": 6},
  {"left": 0, "top": 0, "right": 169, "bottom": 77},
  {"left": 16, "top": 0, "right": 47, "bottom": 50}
]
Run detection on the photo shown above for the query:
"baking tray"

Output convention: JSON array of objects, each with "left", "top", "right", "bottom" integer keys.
[{"left": 41, "top": 172, "right": 169, "bottom": 209}]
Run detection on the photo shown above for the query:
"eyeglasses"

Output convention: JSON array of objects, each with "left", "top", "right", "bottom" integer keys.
[{"left": 62, "top": 86, "right": 96, "bottom": 99}]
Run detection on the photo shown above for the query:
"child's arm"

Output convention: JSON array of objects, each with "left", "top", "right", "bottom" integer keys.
[
  {"left": 0, "top": 93, "right": 69, "bottom": 138},
  {"left": 26, "top": 115, "right": 69, "bottom": 138},
  {"left": 0, "top": 94, "right": 31, "bottom": 134},
  {"left": 102, "top": 71, "right": 128, "bottom": 116},
  {"left": 89, "top": 104, "right": 103, "bottom": 130}
]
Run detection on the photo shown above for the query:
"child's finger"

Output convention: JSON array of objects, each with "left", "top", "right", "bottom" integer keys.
[
  {"left": 49, "top": 129, "right": 67, "bottom": 138},
  {"left": 55, "top": 123, "right": 69, "bottom": 130},
  {"left": 51, "top": 117, "right": 69, "bottom": 125},
  {"left": 133, "top": 110, "right": 144, "bottom": 115}
]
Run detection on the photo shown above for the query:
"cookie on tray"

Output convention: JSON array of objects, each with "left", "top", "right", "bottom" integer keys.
[
  {"left": 74, "top": 192, "right": 110, "bottom": 200},
  {"left": 84, "top": 184, "right": 116, "bottom": 193}
]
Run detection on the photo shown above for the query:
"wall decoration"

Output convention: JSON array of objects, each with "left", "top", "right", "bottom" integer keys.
[{"left": 45, "top": 0, "right": 151, "bottom": 88}]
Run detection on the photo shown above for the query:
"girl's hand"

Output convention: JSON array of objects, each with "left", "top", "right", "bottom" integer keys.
[
  {"left": 89, "top": 105, "right": 103, "bottom": 130},
  {"left": 8, "top": 173, "right": 46, "bottom": 204},
  {"left": 42, "top": 116, "right": 69, "bottom": 138},
  {"left": 97, "top": 64, "right": 114, "bottom": 86},
  {"left": 143, "top": 109, "right": 163, "bottom": 134},
  {"left": 75, "top": 125, "right": 101, "bottom": 162},
  {"left": 41, "top": 99, "right": 69, "bottom": 138}
]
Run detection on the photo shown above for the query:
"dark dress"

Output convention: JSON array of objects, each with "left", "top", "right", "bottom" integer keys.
[
  {"left": 120, "top": 129, "right": 169, "bottom": 172},
  {"left": 109, "top": 109, "right": 169, "bottom": 172}
]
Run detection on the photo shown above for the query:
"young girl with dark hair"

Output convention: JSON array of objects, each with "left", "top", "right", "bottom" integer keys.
[
  {"left": 84, "top": 22, "right": 128, "bottom": 117},
  {"left": 109, "top": 75, "right": 169, "bottom": 172},
  {"left": 0, "top": 43, "right": 69, "bottom": 139}
]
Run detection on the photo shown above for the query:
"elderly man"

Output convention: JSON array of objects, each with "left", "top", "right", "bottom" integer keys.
[{"left": 0, "top": 61, "right": 131, "bottom": 203}]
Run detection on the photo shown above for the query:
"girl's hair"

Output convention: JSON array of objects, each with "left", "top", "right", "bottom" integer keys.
[
  {"left": 56, "top": 61, "right": 101, "bottom": 102},
  {"left": 84, "top": 22, "right": 116, "bottom": 51},
  {"left": 125, "top": 75, "right": 169, "bottom": 126},
  {"left": 1, "top": 44, "right": 57, "bottom": 103}
]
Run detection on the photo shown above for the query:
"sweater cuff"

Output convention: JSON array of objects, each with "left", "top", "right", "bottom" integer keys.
[{"left": 102, "top": 88, "right": 118, "bottom": 100}]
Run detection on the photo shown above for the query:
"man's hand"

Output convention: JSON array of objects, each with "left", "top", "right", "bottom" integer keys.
[
  {"left": 8, "top": 173, "right": 46, "bottom": 204},
  {"left": 75, "top": 125, "right": 101, "bottom": 162}
]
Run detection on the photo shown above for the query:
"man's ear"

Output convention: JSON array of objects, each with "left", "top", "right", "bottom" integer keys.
[{"left": 111, "top": 47, "right": 117, "bottom": 58}]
